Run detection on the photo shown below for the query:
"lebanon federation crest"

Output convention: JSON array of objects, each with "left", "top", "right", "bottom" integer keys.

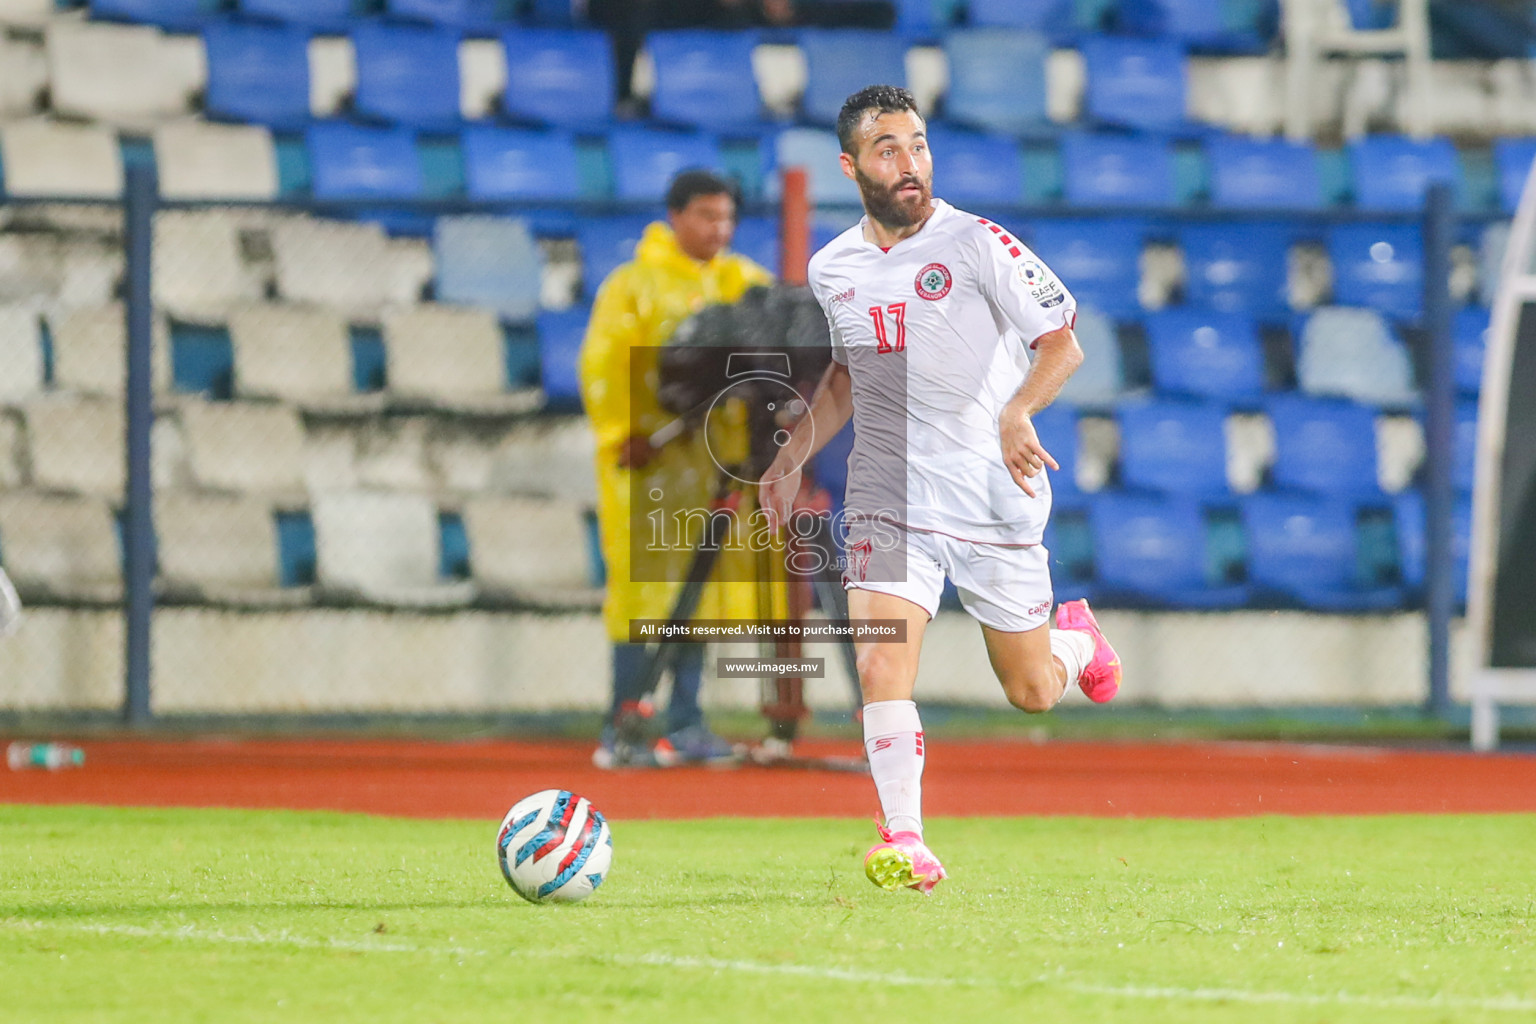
[{"left": 914, "top": 262, "right": 952, "bottom": 300}]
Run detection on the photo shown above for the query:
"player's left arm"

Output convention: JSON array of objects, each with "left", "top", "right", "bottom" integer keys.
[{"left": 999, "top": 326, "right": 1082, "bottom": 498}]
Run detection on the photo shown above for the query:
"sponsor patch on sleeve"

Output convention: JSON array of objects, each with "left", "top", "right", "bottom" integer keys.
[{"left": 1017, "top": 259, "right": 1065, "bottom": 307}]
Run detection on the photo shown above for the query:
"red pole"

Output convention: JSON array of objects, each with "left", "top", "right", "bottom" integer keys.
[{"left": 780, "top": 166, "right": 810, "bottom": 286}]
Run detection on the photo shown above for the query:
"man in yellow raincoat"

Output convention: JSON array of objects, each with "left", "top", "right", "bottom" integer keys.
[{"left": 580, "top": 170, "right": 788, "bottom": 767}]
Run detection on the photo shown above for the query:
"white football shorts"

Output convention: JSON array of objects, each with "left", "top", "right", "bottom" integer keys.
[{"left": 841, "top": 524, "right": 1054, "bottom": 633}]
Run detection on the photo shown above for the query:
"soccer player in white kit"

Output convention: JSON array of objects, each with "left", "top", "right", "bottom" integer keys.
[{"left": 759, "top": 86, "right": 1122, "bottom": 894}]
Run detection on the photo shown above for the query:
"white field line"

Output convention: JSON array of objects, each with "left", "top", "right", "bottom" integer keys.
[{"left": 4, "top": 919, "right": 1534, "bottom": 1014}]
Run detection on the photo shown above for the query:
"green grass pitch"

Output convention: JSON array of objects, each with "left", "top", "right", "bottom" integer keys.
[{"left": 2, "top": 805, "right": 1534, "bottom": 1023}]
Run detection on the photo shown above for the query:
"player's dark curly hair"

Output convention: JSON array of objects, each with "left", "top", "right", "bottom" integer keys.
[{"left": 835, "top": 85, "right": 922, "bottom": 156}]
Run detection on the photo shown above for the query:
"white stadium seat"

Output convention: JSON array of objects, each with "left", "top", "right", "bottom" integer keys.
[
  {"left": 0, "top": 305, "right": 45, "bottom": 404},
  {"left": 308, "top": 35, "right": 356, "bottom": 118},
  {"left": 270, "top": 218, "right": 430, "bottom": 317},
  {"left": 0, "top": 491, "right": 121, "bottom": 602},
  {"left": 751, "top": 43, "right": 805, "bottom": 118},
  {"left": 155, "top": 492, "right": 305, "bottom": 603},
  {"left": 178, "top": 400, "right": 307, "bottom": 498},
  {"left": 430, "top": 415, "right": 598, "bottom": 502},
  {"left": 0, "top": 232, "right": 62, "bottom": 304},
  {"left": 0, "top": 120, "right": 123, "bottom": 199},
  {"left": 230, "top": 303, "right": 361, "bottom": 408},
  {"left": 23, "top": 396, "right": 125, "bottom": 498},
  {"left": 154, "top": 121, "right": 278, "bottom": 201},
  {"left": 464, "top": 495, "right": 598, "bottom": 607},
  {"left": 384, "top": 303, "right": 526, "bottom": 412},
  {"left": 1298, "top": 307, "right": 1418, "bottom": 405},
  {"left": 0, "top": 0, "right": 50, "bottom": 29},
  {"left": 48, "top": 304, "right": 171, "bottom": 397},
  {"left": 46, "top": 21, "right": 201, "bottom": 127},
  {"left": 0, "top": 35, "right": 46, "bottom": 118},
  {"left": 153, "top": 210, "right": 266, "bottom": 319},
  {"left": 459, "top": 37, "right": 506, "bottom": 120},
  {"left": 57, "top": 237, "right": 125, "bottom": 308},
  {"left": 312, "top": 490, "right": 472, "bottom": 607}
]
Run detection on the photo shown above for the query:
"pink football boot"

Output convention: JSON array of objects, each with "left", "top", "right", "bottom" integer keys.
[
  {"left": 1055, "top": 598, "right": 1121, "bottom": 703},
  {"left": 863, "top": 824, "right": 947, "bottom": 894}
]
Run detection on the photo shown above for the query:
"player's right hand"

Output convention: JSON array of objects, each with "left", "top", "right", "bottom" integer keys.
[
  {"left": 998, "top": 402, "right": 1059, "bottom": 498},
  {"left": 758, "top": 458, "right": 801, "bottom": 534}
]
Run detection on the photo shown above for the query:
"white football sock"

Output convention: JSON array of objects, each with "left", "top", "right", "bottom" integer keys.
[
  {"left": 863, "top": 699, "right": 924, "bottom": 837},
  {"left": 1050, "top": 629, "right": 1096, "bottom": 692}
]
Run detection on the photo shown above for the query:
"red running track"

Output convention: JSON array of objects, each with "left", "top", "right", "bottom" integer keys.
[{"left": 5, "top": 737, "right": 1536, "bottom": 820}]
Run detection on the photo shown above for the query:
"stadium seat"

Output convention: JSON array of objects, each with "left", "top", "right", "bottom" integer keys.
[
  {"left": 770, "top": 128, "right": 861, "bottom": 204},
  {"left": 384, "top": 303, "right": 526, "bottom": 410},
  {"left": 1028, "top": 403, "right": 1079, "bottom": 495},
  {"left": 608, "top": 127, "right": 723, "bottom": 202},
  {"left": 387, "top": 0, "right": 511, "bottom": 29},
  {"left": 0, "top": 34, "right": 45, "bottom": 119},
  {"left": 351, "top": 22, "right": 462, "bottom": 129},
  {"left": 1393, "top": 489, "right": 1471, "bottom": 604},
  {"left": 1494, "top": 137, "right": 1536, "bottom": 215},
  {"left": 0, "top": 0, "right": 51, "bottom": 30},
  {"left": 46, "top": 20, "right": 200, "bottom": 126},
  {"left": 312, "top": 490, "right": 473, "bottom": 606},
  {"left": 203, "top": 22, "right": 310, "bottom": 130},
  {"left": 1326, "top": 223, "right": 1425, "bottom": 320},
  {"left": 179, "top": 401, "right": 307, "bottom": 497},
  {"left": 434, "top": 215, "right": 542, "bottom": 323},
  {"left": 270, "top": 218, "right": 432, "bottom": 316},
  {"left": 1117, "top": 0, "right": 1275, "bottom": 52},
  {"left": 1296, "top": 307, "right": 1417, "bottom": 406},
  {"left": 967, "top": 0, "right": 1072, "bottom": 34},
  {"left": 1116, "top": 398, "right": 1231, "bottom": 496},
  {"left": 1265, "top": 394, "right": 1381, "bottom": 496},
  {"left": 48, "top": 305, "right": 171, "bottom": 398},
  {"left": 577, "top": 215, "right": 654, "bottom": 296},
  {"left": 153, "top": 122, "right": 278, "bottom": 201},
  {"left": 1242, "top": 492, "right": 1403, "bottom": 610},
  {"left": 811, "top": 420, "right": 854, "bottom": 498},
  {"left": 0, "top": 307, "right": 45, "bottom": 404},
  {"left": 647, "top": 30, "right": 762, "bottom": 131},
  {"left": 941, "top": 29, "right": 1049, "bottom": 136},
  {"left": 537, "top": 305, "right": 590, "bottom": 409},
  {"left": 926, "top": 129, "right": 1022, "bottom": 204},
  {"left": 1089, "top": 492, "right": 1249, "bottom": 607},
  {"left": 239, "top": 0, "right": 356, "bottom": 31},
  {"left": 0, "top": 492, "right": 121, "bottom": 602},
  {"left": 1206, "top": 135, "right": 1324, "bottom": 211},
  {"left": 1027, "top": 218, "right": 1146, "bottom": 318},
  {"left": 500, "top": 28, "right": 615, "bottom": 128},
  {"left": 1055, "top": 306, "right": 1124, "bottom": 406},
  {"left": 1454, "top": 306, "right": 1488, "bottom": 396},
  {"left": 91, "top": 0, "right": 221, "bottom": 30},
  {"left": 1348, "top": 135, "right": 1460, "bottom": 212},
  {"left": 153, "top": 211, "right": 266, "bottom": 320},
  {"left": 307, "top": 34, "right": 357, "bottom": 119},
  {"left": 464, "top": 496, "right": 598, "bottom": 606},
  {"left": 1178, "top": 221, "right": 1292, "bottom": 318},
  {"left": 1059, "top": 133, "right": 1174, "bottom": 208},
  {"left": 0, "top": 120, "right": 122, "bottom": 198},
  {"left": 155, "top": 493, "right": 305, "bottom": 603},
  {"left": 730, "top": 217, "right": 780, "bottom": 276},
  {"left": 306, "top": 124, "right": 423, "bottom": 199},
  {"left": 1454, "top": 399, "right": 1478, "bottom": 493},
  {"left": 799, "top": 30, "right": 907, "bottom": 125},
  {"left": 459, "top": 127, "right": 580, "bottom": 201},
  {"left": 23, "top": 397, "right": 126, "bottom": 498},
  {"left": 1080, "top": 36, "right": 1186, "bottom": 133},
  {"left": 230, "top": 304, "right": 357, "bottom": 407},
  {"left": 1144, "top": 309, "right": 1265, "bottom": 401}
]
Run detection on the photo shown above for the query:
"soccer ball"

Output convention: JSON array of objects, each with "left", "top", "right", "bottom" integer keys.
[{"left": 496, "top": 789, "right": 613, "bottom": 904}]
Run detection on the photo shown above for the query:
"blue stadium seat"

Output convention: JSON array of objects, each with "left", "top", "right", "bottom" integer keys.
[
  {"left": 1348, "top": 136, "right": 1460, "bottom": 212},
  {"left": 812, "top": 420, "right": 855, "bottom": 498},
  {"left": 203, "top": 22, "right": 311, "bottom": 131},
  {"left": 307, "top": 124, "right": 422, "bottom": 199},
  {"left": 1060, "top": 133, "right": 1174, "bottom": 208},
  {"left": 648, "top": 30, "right": 762, "bottom": 131},
  {"left": 1242, "top": 493, "right": 1403, "bottom": 610},
  {"left": 239, "top": 0, "right": 358, "bottom": 31},
  {"left": 1454, "top": 399, "right": 1478, "bottom": 492},
  {"left": 578, "top": 214, "right": 657, "bottom": 296},
  {"left": 1178, "top": 222, "right": 1292, "bottom": 318},
  {"left": 608, "top": 127, "right": 723, "bottom": 202},
  {"left": 1116, "top": 398, "right": 1230, "bottom": 496},
  {"left": 91, "top": 0, "right": 219, "bottom": 30},
  {"left": 1454, "top": 306, "right": 1488, "bottom": 396},
  {"left": 730, "top": 216, "right": 780, "bottom": 275},
  {"left": 968, "top": 0, "right": 1072, "bottom": 34},
  {"left": 352, "top": 23, "right": 463, "bottom": 129},
  {"left": 1090, "top": 493, "right": 1249, "bottom": 607},
  {"left": 1327, "top": 223, "right": 1424, "bottom": 320},
  {"left": 461, "top": 127, "right": 580, "bottom": 200},
  {"left": 387, "top": 0, "right": 512, "bottom": 28},
  {"left": 941, "top": 29, "right": 1049, "bottom": 135},
  {"left": 1265, "top": 395, "right": 1380, "bottom": 496},
  {"left": 1206, "top": 135, "right": 1323, "bottom": 210},
  {"left": 770, "top": 128, "right": 861, "bottom": 204},
  {"left": 799, "top": 30, "right": 907, "bottom": 125},
  {"left": 1080, "top": 36, "right": 1186, "bottom": 133},
  {"left": 1028, "top": 218, "right": 1146, "bottom": 317},
  {"left": 501, "top": 29, "right": 615, "bottom": 128},
  {"left": 1116, "top": 0, "right": 1276, "bottom": 52},
  {"left": 1494, "top": 137, "right": 1536, "bottom": 214},
  {"left": 1144, "top": 309, "right": 1265, "bottom": 401},
  {"left": 538, "top": 305, "right": 590, "bottom": 409},
  {"left": 1297, "top": 307, "right": 1418, "bottom": 406},
  {"left": 926, "top": 129, "right": 1021, "bottom": 204},
  {"left": 1393, "top": 490, "right": 1471, "bottom": 604},
  {"left": 434, "top": 215, "right": 543, "bottom": 322},
  {"left": 1029, "top": 403, "right": 1079, "bottom": 496}
]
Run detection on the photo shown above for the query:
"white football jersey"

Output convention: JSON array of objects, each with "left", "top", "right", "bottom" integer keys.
[{"left": 807, "top": 199, "right": 1077, "bottom": 546}]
